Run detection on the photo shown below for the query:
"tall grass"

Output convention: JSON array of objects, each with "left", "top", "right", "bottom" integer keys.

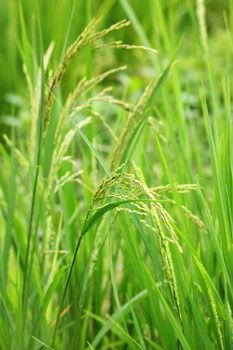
[{"left": 0, "top": 1, "right": 232, "bottom": 349}]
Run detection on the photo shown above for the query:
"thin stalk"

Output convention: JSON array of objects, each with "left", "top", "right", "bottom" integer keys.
[{"left": 21, "top": 2, "right": 45, "bottom": 347}]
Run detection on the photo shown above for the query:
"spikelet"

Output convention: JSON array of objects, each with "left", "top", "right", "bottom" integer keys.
[
  {"left": 23, "top": 63, "right": 36, "bottom": 160},
  {"left": 55, "top": 66, "right": 126, "bottom": 145},
  {"left": 46, "top": 116, "right": 91, "bottom": 197},
  {"left": 54, "top": 77, "right": 87, "bottom": 144},
  {"left": 152, "top": 208, "right": 182, "bottom": 323},
  {"left": 23, "top": 61, "right": 40, "bottom": 159},
  {"left": 226, "top": 301, "right": 233, "bottom": 345},
  {"left": 116, "top": 207, "right": 147, "bottom": 216},
  {"left": 23, "top": 64, "right": 33, "bottom": 112},
  {"left": 74, "top": 65, "right": 126, "bottom": 100},
  {"left": 181, "top": 205, "right": 207, "bottom": 233},
  {"left": 91, "top": 19, "right": 130, "bottom": 42},
  {"left": 89, "top": 110, "right": 117, "bottom": 141},
  {"left": 208, "top": 288, "right": 224, "bottom": 350},
  {"left": 46, "top": 129, "right": 76, "bottom": 196},
  {"left": 95, "top": 41, "right": 158, "bottom": 54},
  {"left": 152, "top": 183, "right": 199, "bottom": 194},
  {"left": 3, "top": 134, "right": 29, "bottom": 171},
  {"left": 147, "top": 116, "right": 167, "bottom": 143},
  {"left": 150, "top": 183, "right": 206, "bottom": 233},
  {"left": 44, "top": 215, "right": 53, "bottom": 257},
  {"left": 54, "top": 170, "right": 83, "bottom": 194},
  {"left": 111, "top": 79, "right": 157, "bottom": 169},
  {"left": 44, "top": 18, "right": 130, "bottom": 130},
  {"left": 89, "top": 94, "right": 132, "bottom": 112},
  {"left": 23, "top": 42, "right": 55, "bottom": 159},
  {"left": 44, "top": 41, "right": 55, "bottom": 70},
  {"left": 44, "top": 18, "right": 100, "bottom": 127},
  {"left": 54, "top": 129, "right": 77, "bottom": 170}
]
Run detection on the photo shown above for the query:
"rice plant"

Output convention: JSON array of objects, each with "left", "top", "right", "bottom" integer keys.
[{"left": 0, "top": 1, "right": 232, "bottom": 349}]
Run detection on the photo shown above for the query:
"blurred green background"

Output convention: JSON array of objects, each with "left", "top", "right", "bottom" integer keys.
[{"left": 0, "top": 0, "right": 231, "bottom": 130}]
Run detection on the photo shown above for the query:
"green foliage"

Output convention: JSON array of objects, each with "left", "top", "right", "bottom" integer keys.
[{"left": 0, "top": 1, "right": 232, "bottom": 349}]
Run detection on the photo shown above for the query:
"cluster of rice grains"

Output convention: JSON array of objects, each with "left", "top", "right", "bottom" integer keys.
[{"left": 85, "top": 167, "right": 183, "bottom": 323}]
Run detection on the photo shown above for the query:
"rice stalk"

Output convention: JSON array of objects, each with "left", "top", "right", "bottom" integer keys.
[{"left": 196, "top": 0, "right": 208, "bottom": 52}]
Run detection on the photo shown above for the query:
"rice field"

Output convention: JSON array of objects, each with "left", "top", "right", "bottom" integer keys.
[{"left": 0, "top": 1, "right": 232, "bottom": 349}]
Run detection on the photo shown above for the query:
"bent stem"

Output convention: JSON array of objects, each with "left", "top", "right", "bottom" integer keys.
[
  {"left": 51, "top": 204, "right": 92, "bottom": 347},
  {"left": 51, "top": 232, "right": 84, "bottom": 347}
]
